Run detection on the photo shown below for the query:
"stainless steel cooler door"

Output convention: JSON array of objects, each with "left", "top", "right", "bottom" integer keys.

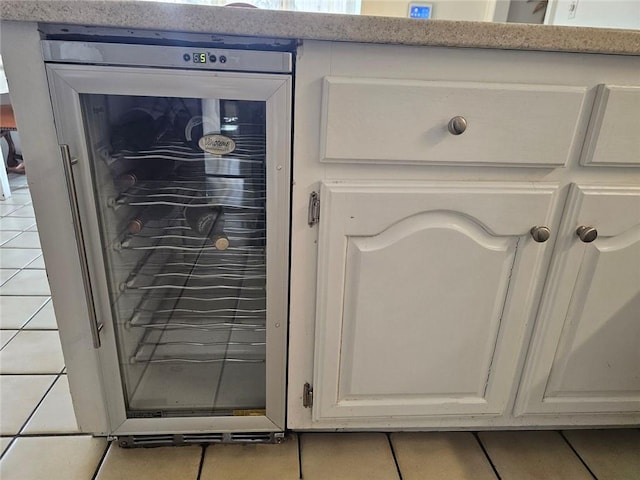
[{"left": 46, "top": 63, "right": 290, "bottom": 434}]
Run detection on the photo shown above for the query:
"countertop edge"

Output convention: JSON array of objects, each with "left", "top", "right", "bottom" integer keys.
[{"left": 1, "top": 0, "right": 639, "bottom": 56}]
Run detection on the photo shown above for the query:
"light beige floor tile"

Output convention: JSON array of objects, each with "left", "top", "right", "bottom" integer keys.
[
  {"left": 23, "top": 300, "right": 57, "bottom": 329},
  {"left": 563, "top": 429, "right": 640, "bottom": 480},
  {"left": 0, "top": 438, "right": 13, "bottom": 456},
  {"left": 0, "top": 205, "right": 20, "bottom": 216},
  {"left": 22, "top": 375, "right": 79, "bottom": 434},
  {"left": 0, "top": 375, "right": 56, "bottom": 435},
  {"left": 301, "top": 433, "right": 400, "bottom": 480},
  {"left": 0, "top": 217, "right": 36, "bottom": 231},
  {"left": 24, "top": 254, "right": 45, "bottom": 269},
  {"left": 6, "top": 205, "right": 35, "bottom": 217},
  {"left": 0, "top": 195, "right": 30, "bottom": 206},
  {"left": 391, "top": 432, "right": 497, "bottom": 480},
  {"left": 2, "top": 231, "right": 41, "bottom": 249},
  {"left": 0, "top": 248, "right": 42, "bottom": 269},
  {"left": 478, "top": 431, "right": 593, "bottom": 480},
  {"left": 7, "top": 182, "right": 29, "bottom": 191},
  {"left": 7, "top": 179, "right": 30, "bottom": 188},
  {"left": 95, "top": 443, "right": 201, "bottom": 480},
  {"left": 201, "top": 434, "right": 299, "bottom": 480},
  {"left": 6, "top": 175, "right": 28, "bottom": 188},
  {"left": 0, "top": 331, "right": 65, "bottom": 373},
  {"left": 0, "top": 231, "right": 20, "bottom": 246},
  {"left": 0, "top": 195, "right": 31, "bottom": 206},
  {"left": 8, "top": 182, "right": 29, "bottom": 191},
  {"left": 0, "top": 296, "right": 49, "bottom": 328},
  {"left": 3, "top": 198, "right": 27, "bottom": 207},
  {"left": 0, "top": 269, "right": 19, "bottom": 286},
  {"left": 5, "top": 190, "right": 30, "bottom": 199},
  {"left": 0, "top": 435, "right": 107, "bottom": 480},
  {"left": 0, "top": 330, "right": 19, "bottom": 348},
  {"left": 0, "top": 269, "right": 51, "bottom": 296}
]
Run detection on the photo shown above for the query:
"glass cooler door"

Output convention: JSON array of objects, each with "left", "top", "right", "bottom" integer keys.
[{"left": 46, "top": 64, "right": 290, "bottom": 432}]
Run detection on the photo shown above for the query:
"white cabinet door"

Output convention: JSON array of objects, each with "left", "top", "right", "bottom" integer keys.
[
  {"left": 516, "top": 185, "right": 640, "bottom": 416},
  {"left": 312, "top": 182, "right": 559, "bottom": 423}
]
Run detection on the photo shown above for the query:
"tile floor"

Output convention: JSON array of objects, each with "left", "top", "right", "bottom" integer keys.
[{"left": 1, "top": 173, "right": 640, "bottom": 479}]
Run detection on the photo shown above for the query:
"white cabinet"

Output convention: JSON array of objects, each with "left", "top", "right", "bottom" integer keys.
[
  {"left": 287, "top": 40, "right": 640, "bottom": 430},
  {"left": 312, "top": 181, "right": 559, "bottom": 421},
  {"left": 516, "top": 185, "right": 640, "bottom": 416}
]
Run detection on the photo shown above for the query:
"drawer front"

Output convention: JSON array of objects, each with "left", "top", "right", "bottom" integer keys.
[
  {"left": 581, "top": 85, "right": 640, "bottom": 167},
  {"left": 320, "top": 77, "right": 587, "bottom": 167}
]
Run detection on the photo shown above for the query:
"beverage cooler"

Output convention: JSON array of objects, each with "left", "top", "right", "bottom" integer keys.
[{"left": 42, "top": 40, "right": 292, "bottom": 445}]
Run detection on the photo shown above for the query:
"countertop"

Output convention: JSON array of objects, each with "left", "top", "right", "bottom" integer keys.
[{"left": 1, "top": 0, "right": 639, "bottom": 55}]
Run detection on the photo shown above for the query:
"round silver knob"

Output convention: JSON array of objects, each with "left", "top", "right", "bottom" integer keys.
[
  {"left": 530, "top": 226, "right": 551, "bottom": 243},
  {"left": 576, "top": 226, "right": 598, "bottom": 243},
  {"left": 448, "top": 116, "right": 468, "bottom": 135}
]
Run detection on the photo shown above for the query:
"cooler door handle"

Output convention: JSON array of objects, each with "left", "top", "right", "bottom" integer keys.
[{"left": 60, "top": 144, "right": 102, "bottom": 348}]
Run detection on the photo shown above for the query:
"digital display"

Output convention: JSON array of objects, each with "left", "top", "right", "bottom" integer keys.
[
  {"left": 409, "top": 4, "right": 432, "bottom": 19},
  {"left": 193, "top": 53, "right": 207, "bottom": 63}
]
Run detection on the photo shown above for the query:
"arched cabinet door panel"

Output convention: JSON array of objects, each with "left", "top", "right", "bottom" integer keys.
[
  {"left": 516, "top": 185, "right": 640, "bottom": 416},
  {"left": 312, "top": 182, "right": 559, "bottom": 423}
]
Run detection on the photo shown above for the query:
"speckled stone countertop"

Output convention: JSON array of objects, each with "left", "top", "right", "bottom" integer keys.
[{"left": 1, "top": 0, "right": 639, "bottom": 55}]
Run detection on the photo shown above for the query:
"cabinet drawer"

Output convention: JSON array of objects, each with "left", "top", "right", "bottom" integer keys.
[
  {"left": 581, "top": 85, "right": 640, "bottom": 167},
  {"left": 320, "top": 77, "right": 587, "bottom": 167}
]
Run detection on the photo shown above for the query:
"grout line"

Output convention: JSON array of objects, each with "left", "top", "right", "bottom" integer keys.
[
  {"left": 11, "top": 432, "right": 89, "bottom": 438},
  {"left": 473, "top": 432, "right": 503, "bottom": 480},
  {"left": 196, "top": 444, "right": 207, "bottom": 480},
  {"left": 18, "top": 296, "right": 51, "bottom": 331},
  {"left": 91, "top": 439, "right": 112, "bottom": 480},
  {"left": 13, "top": 329, "right": 59, "bottom": 332},
  {"left": 0, "top": 437, "right": 16, "bottom": 462},
  {"left": 0, "top": 318, "right": 60, "bottom": 354},
  {"left": 0, "top": 371, "right": 63, "bottom": 462},
  {"left": 386, "top": 433, "right": 404, "bottom": 480},
  {"left": 15, "top": 371, "right": 65, "bottom": 436},
  {"left": 0, "top": 293, "right": 52, "bottom": 334},
  {"left": 559, "top": 431, "right": 599, "bottom": 480},
  {"left": 0, "top": 269, "right": 20, "bottom": 287},
  {"left": 0, "top": 294, "right": 53, "bottom": 298},
  {"left": 0, "top": 330, "right": 20, "bottom": 351}
]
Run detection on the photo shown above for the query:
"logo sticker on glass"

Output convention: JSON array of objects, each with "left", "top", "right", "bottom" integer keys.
[{"left": 198, "top": 134, "right": 236, "bottom": 155}]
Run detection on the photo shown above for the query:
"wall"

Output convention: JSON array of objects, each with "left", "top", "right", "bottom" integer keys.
[
  {"left": 135, "top": 0, "right": 361, "bottom": 14},
  {"left": 360, "top": 0, "right": 509, "bottom": 21},
  {"left": 0, "top": 55, "right": 8, "bottom": 97},
  {"left": 545, "top": 0, "right": 640, "bottom": 29},
  {"left": 507, "top": 0, "right": 545, "bottom": 23}
]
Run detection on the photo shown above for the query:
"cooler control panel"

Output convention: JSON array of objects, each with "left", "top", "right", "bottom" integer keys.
[
  {"left": 182, "top": 52, "right": 228, "bottom": 64},
  {"left": 42, "top": 41, "right": 292, "bottom": 74}
]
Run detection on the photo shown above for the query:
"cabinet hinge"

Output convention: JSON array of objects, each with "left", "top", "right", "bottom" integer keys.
[
  {"left": 303, "top": 382, "right": 313, "bottom": 408},
  {"left": 308, "top": 191, "right": 320, "bottom": 226}
]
